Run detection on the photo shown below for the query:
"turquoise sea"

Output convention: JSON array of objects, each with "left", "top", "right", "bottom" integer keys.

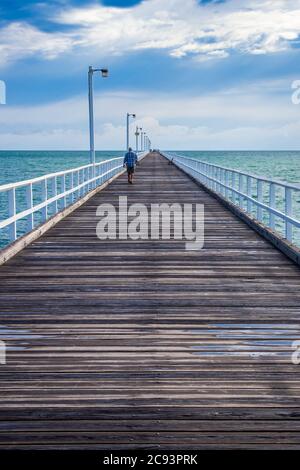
[
  {"left": 0, "top": 150, "right": 300, "bottom": 249},
  {"left": 176, "top": 151, "right": 300, "bottom": 185},
  {"left": 177, "top": 151, "right": 300, "bottom": 246},
  {"left": 0, "top": 151, "right": 123, "bottom": 186},
  {"left": 0, "top": 151, "right": 123, "bottom": 248}
]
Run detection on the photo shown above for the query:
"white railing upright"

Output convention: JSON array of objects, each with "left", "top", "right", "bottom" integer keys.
[
  {"left": 0, "top": 152, "right": 147, "bottom": 249},
  {"left": 162, "top": 152, "right": 300, "bottom": 247}
]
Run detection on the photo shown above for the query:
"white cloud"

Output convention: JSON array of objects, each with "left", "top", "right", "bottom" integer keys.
[
  {"left": 1, "top": 0, "right": 300, "bottom": 67},
  {"left": 1, "top": 84, "right": 300, "bottom": 150},
  {"left": 0, "top": 22, "right": 73, "bottom": 66},
  {"left": 1, "top": 117, "right": 300, "bottom": 150}
]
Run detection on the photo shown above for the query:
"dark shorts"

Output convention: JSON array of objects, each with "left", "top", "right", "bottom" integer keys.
[{"left": 127, "top": 166, "right": 135, "bottom": 175}]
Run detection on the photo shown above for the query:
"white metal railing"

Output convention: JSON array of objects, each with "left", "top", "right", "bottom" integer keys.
[
  {"left": 162, "top": 152, "right": 300, "bottom": 246},
  {"left": 0, "top": 152, "right": 146, "bottom": 248}
]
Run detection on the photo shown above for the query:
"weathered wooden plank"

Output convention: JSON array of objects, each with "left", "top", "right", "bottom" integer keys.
[
  {"left": 1, "top": 419, "right": 300, "bottom": 432},
  {"left": 1, "top": 406, "right": 300, "bottom": 421},
  {"left": 0, "top": 152, "right": 300, "bottom": 450}
]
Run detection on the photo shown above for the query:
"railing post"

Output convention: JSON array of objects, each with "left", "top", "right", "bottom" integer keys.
[
  {"left": 81, "top": 170, "right": 84, "bottom": 197},
  {"left": 257, "top": 180, "right": 263, "bottom": 222},
  {"left": 221, "top": 169, "right": 225, "bottom": 196},
  {"left": 160, "top": 153, "right": 300, "bottom": 249},
  {"left": 77, "top": 170, "right": 80, "bottom": 200},
  {"left": 91, "top": 165, "right": 94, "bottom": 190},
  {"left": 61, "top": 175, "right": 66, "bottom": 209},
  {"left": 269, "top": 183, "right": 276, "bottom": 230},
  {"left": 247, "top": 176, "right": 252, "bottom": 214},
  {"left": 26, "top": 183, "right": 34, "bottom": 231},
  {"left": 87, "top": 167, "right": 90, "bottom": 192},
  {"left": 86, "top": 168, "right": 89, "bottom": 193},
  {"left": 97, "top": 163, "right": 101, "bottom": 183},
  {"left": 71, "top": 172, "right": 74, "bottom": 202},
  {"left": 41, "top": 179, "right": 47, "bottom": 222},
  {"left": 217, "top": 167, "right": 220, "bottom": 193},
  {"left": 214, "top": 167, "right": 217, "bottom": 191},
  {"left": 285, "top": 187, "right": 293, "bottom": 242},
  {"left": 239, "top": 174, "right": 243, "bottom": 209},
  {"left": 225, "top": 170, "right": 229, "bottom": 199},
  {"left": 231, "top": 172, "right": 235, "bottom": 203},
  {"left": 8, "top": 188, "right": 16, "bottom": 242},
  {"left": 92, "top": 165, "right": 96, "bottom": 189},
  {"left": 51, "top": 177, "right": 58, "bottom": 213}
]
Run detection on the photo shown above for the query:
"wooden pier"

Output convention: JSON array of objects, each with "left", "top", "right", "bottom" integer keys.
[{"left": 1, "top": 152, "right": 300, "bottom": 449}]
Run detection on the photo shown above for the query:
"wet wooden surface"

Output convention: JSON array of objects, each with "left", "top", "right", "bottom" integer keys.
[{"left": 0, "top": 152, "right": 300, "bottom": 449}]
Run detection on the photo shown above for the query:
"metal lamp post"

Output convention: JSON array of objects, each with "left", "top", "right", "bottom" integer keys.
[
  {"left": 88, "top": 66, "right": 108, "bottom": 173},
  {"left": 126, "top": 113, "right": 136, "bottom": 150},
  {"left": 139, "top": 128, "right": 143, "bottom": 151},
  {"left": 135, "top": 126, "right": 140, "bottom": 153},
  {"left": 140, "top": 131, "right": 144, "bottom": 151}
]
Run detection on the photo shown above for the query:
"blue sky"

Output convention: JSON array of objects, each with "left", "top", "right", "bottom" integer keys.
[{"left": 0, "top": 0, "right": 300, "bottom": 149}]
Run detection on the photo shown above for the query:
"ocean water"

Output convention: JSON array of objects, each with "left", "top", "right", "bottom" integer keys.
[
  {"left": 0, "top": 150, "right": 123, "bottom": 186},
  {"left": 0, "top": 151, "right": 123, "bottom": 248},
  {"left": 174, "top": 151, "right": 300, "bottom": 184},
  {"left": 0, "top": 150, "right": 300, "bottom": 249},
  {"left": 172, "top": 150, "right": 300, "bottom": 246}
]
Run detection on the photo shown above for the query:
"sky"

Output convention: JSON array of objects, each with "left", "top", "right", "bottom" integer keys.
[{"left": 0, "top": 0, "right": 300, "bottom": 150}]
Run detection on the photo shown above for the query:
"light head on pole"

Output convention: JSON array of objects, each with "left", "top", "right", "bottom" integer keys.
[{"left": 100, "top": 69, "right": 109, "bottom": 78}]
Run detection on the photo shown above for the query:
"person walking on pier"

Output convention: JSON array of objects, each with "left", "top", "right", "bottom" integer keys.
[{"left": 123, "top": 147, "right": 138, "bottom": 184}]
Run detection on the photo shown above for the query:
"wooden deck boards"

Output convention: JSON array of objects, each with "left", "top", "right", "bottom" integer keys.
[{"left": 0, "top": 152, "right": 300, "bottom": 449}]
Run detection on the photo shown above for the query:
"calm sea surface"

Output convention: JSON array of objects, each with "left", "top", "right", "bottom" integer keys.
[
  {"left": 0, "top": 150, "right": 300, "bottom": 248},
  {"left": 0, "top": 151, "right": 124, "bottom": 186},
  {"left": 176, "top": 151, "right": 300, "bottom": 183},
  {"left": 175, "top": 151, "right": 300, "bottom": 246}
]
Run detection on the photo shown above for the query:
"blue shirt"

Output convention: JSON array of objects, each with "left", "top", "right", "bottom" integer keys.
[{"left": 124, "top": 151, "right": 138, "bottom": 167}]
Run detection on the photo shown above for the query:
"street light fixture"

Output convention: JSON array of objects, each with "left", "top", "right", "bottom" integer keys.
[
  {"left": 126, "top": 113, "right": 136, "bottom": 150},
  {"left": 135, "top": 126, "right": 140, "bottom": 153},
  {"left": 100, "top": 69, "right": 108, "bottom": 78},
  {"left": 88, "top": 66, "right": 109, "bottom": 173}
]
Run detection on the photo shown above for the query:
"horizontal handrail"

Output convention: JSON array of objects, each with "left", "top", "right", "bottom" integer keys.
[
  {"left": 176, "top": 157, "right": 300, "bottom": 227},
  {"left": 165, "top": 152, "right": 300, "bottom": 191},
  {"left": 162, "top": 152, "right": 300, "bottom": 246},
  {"left": 0, "top": 165, "right": 121, "bottom": 230},
  {"left": 0, "top": 156, "right": 124, "bottom": 192},
  {"left": 0, "top": 152, "right": 147, "bottom": 248}
]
